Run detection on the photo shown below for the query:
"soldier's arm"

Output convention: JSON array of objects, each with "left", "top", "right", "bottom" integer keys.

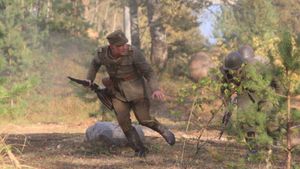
[
  {"left": 86, "top": 49, "right": 102, "bottom": 82},
  {"left": 132, "top": 47, "right": 160, "bottom": 92}
]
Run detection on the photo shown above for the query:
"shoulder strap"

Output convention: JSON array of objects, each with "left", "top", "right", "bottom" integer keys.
[
  {"left": 128, "top": 45, "right": 143, "bottom": 76},
  {"left": 127, "top": 45, "right": 134, "bottom": 60},
  {"left": 97, "top": 45, "right": 108, "bottom": 54},
  {"left": 127, "top": 45, "right": 137, "bottom": 68},
  {"left": 97, "top": 45, "right": 109, "bottom": 60}
]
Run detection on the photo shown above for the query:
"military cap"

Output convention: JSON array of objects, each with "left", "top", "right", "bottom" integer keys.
[{"left": 106, "top": 30, "right": 128, "bottom": 45}]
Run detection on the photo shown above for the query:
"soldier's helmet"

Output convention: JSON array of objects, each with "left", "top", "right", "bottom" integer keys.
[
  {"left": 223, "top": 51, "right": 244, "bottom": 70},
  {"left": 238, "top": 45, "right": 255, "bottom": 62}
]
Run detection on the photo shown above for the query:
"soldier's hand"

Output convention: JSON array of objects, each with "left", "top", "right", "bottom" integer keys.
[
  {"left": 102, "top": 77, "right": 113, "bottom": 89},
  {"left": 84, "top": 79, "right": 93, "bottom": 88},
  {"left": 151, "top": 90, "right": 165, "bottom": 101},
  {"left": 231, "top": 92, "right": 238, "bottom": 104}
]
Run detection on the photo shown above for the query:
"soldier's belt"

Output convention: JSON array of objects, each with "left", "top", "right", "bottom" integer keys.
[{"left": 112, "top": 74, "right": 137, "bottom": 81}]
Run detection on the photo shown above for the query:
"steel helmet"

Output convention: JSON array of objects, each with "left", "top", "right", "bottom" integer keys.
[
  {"left": 223, "top": 51, "right": 244, "bottom": 70},
  {"left": 238, "top": 45, "right": 254, "bottom": 62}
]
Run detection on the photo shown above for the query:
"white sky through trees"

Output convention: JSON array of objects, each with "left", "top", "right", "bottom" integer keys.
[{"left": 199, "top": 5, "right": 221, "bottom": 45}]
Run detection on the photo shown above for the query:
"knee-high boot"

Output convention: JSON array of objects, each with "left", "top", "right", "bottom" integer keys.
[
  {"left": 149, "top": 123, "right": 176, "bottom": 145},
  {"left": 124, "top": 126, "right": 148, "bottom": 157}
]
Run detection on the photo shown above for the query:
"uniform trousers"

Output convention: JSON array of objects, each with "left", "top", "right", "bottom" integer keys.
[{"left": 112, "top": 97, "right": 159, "bottom": 132}]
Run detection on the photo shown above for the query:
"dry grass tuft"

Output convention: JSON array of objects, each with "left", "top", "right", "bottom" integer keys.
[
  {"left": 0, "top": 136, "right": 21, "bottom": 168},
  {"left": 0, "top": 135, "right": 36, "bottom": 169}
]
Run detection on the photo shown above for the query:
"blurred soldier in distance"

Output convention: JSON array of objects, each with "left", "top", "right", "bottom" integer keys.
[{"left": 220, "top": 45, "right": 281, "bottom": 154}]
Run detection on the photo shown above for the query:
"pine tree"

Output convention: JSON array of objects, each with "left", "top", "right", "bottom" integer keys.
[
  {"left": 0, "top": 0, "right": 33, "bottom": 75},
  {"left": 47, "top": 0, "right": 89, "bottom": 35},
  {"left": 0, "top": 1, "right": 41, "bottom": 118},
  {"left": 273, "top": 0, "right": 300, "bottom": 34},
  {"left": 216, "top": 0, "right": 279, "bottom": 60},
  {"left": 272, "top": 31, "right": 300, "bottom": 169}
]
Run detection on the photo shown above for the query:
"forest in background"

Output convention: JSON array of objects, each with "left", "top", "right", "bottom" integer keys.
[
  {"left": 1, "top": 0, "right": 300, "bottom": 168},
  {"left": 0, "top": 0, "right": 213, "bottom": 123},
  {"left": 0, "top": 0, "right": 298, "bottom": 120}
]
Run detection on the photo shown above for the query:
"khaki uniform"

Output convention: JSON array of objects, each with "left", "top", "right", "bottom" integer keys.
[
  {"left": 87, "top": 45, "right": 160, "bottom": 132},
  {"left": 85, "top": 30, "right": 175, "bottom": 157}
]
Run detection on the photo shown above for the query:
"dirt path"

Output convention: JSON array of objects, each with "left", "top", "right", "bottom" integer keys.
[{"left": 1, "top": 122, "right": 299, "bottom": 169}]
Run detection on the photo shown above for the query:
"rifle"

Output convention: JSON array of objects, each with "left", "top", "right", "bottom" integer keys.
[
  {"left": 218, "top": 91, "right": 237, "bottom": 139},
  {"left": 218, "top": 111, "right": 232, "bottom": 139},
  {"left": 67, "top": 76, "right": 113, "bottom": 111}
]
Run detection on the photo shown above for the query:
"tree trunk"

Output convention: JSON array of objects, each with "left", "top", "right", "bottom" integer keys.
[
  {"left": 286, "top": 92, "right": 292, "bottom": 169},
  {"left": 146, "top": 0, "right": 168, "bottom": 70},
  {"left": 46, "top": 0, "right": 52, "bottom": 20},
  {"left": 101, "top": 3, "right": 109, "bottom": 32},
  {"left": 112, "top": 12, "right": 117, "bottom": 32},
  {"left": 71, "top": 0, "right": 77, "bottom": 17},
  {"left": 123, "top": 6, "right": 131, "bottom": 44},
  {"left": 95, "top": 1, "right": 100, "bottom": 31},
  {"left": 285, "top": 66, "right": 292, "bottom": 169},
  {"left": 129, "top": 0, "right": 141, "bottom": 48},
  {"left": 35, "top": 0, "right": 41, "bottom": 17}
]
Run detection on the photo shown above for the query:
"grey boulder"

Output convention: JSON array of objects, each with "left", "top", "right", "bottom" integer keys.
[{"left": 85, "top": 122, "right": 145, "bottom": 147}]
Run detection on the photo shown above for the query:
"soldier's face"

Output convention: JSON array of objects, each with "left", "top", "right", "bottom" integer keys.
[{"left": 110, "top": 44, "right": 129, "bottom": 57}]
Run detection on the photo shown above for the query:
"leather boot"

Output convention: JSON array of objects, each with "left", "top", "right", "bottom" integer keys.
[
  {"left": 150, "top": 124, "right": 175, "bottom": 145},
  {"left": 124, "top": 127, "right": 148, "bottom": 157}
]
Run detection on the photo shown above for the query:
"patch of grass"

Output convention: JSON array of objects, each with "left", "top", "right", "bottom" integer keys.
[
  {"left": 169, "top": 110, "right": 183, "bottom": 119},
  {"left": 0, "top": 136, "right": 21, "bottom": 168},
  {"left": 149, "top": 143, "right": 161, "bottom": 153},
  {"left": 88, "top": 107, "right": 115, "bottom": 121},
  {"left": 25, "top": 95, "right": 98, "bottom": 124},
  {"left": 294, "top": 164, "right": 300, "bottom": 169},
  {"left": 226, "top": 159, "right": 247, "bottom": 169},
  {"left": 206, "top": 146, "right": 224, "bottom": 162},
  {"left": 77, "top": 142, "right": 115, "bottom": 156}
]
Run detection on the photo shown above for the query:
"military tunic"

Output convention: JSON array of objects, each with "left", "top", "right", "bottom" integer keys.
[
  {"left": 86, "top": 45, "right": 161, "bottom": 132},
  {"left": 87, "top": 45, "right": 159, "bottom": 101}
]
